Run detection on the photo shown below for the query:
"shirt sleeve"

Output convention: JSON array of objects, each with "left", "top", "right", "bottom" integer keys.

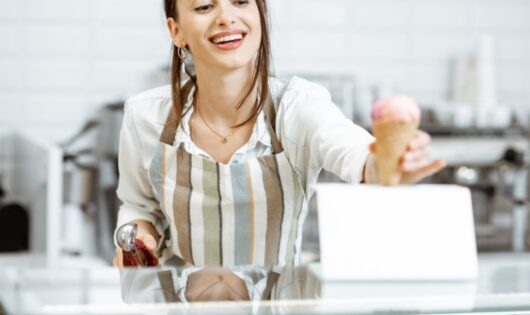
[
  {"left": 279, "top": 81, "right": 374, "bottom": 191},
  {"left": 114, "top": 101, "right": 166, "bottom": 248}
]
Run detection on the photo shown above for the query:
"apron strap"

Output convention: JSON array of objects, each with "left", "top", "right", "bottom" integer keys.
[
  {"left": 160, "top": 80, "right": 195, "bottom": 145},
  {"left": 262, "top": 93, "right": 284, "bottom": 154},
  {"left": 262, "top": 271, "right": 280, "bottom": 300},
  {"left": 159, "top": 81, "right": 283, "bottom": 154},
  {"left": 156, "top": 270, "right": 180, "bottom": 302}
]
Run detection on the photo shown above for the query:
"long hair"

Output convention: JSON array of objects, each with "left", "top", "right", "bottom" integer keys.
[{"left": 163, "top": 0, "right": 271, "bottom": 128}]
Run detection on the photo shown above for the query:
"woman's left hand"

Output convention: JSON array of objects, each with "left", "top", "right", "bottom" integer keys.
[
  {"left": 399, "top": 130, "right": 446, "bottom": 184},
  {"left": 369, "top": 130, "right": 447, "bottom": 184}
]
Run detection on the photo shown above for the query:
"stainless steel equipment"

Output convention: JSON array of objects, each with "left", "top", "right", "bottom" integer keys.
[{"left": 429, "top": 133, "right": 530, "bottom": 252}]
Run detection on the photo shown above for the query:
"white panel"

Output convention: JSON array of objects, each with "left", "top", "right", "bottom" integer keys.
[
  {"left": 94, "top": 27, "right": 170, "bottom": 57},
  {"left": 24, "top": 125, "right": 81, "bottom": 143},
  {"left": 477, "top": 0, "right": 530, "bottom": 30},
  {"left": 290, "top": 0, "right": 348, "bottom": 27},
  {"left": 0, "top": 1, "right": 23, "bottom": 19},
  {"left": 349, "top": 0, "right": 409, "bottom": 28},
  {"left": 0, "top": 26, "right": 22, "bottom": 54},
  {"left": 348, "top": 31, "right": 408, "bottom": 59},
  {"left": 0, "top": 94, "right": 22, "bottom": 123},
  {"left": 24, "top": 93, "right": 90, "bottom": 125},
  {"left": 349, "top": 61, "right": 409, "bottom": 89},
  {"left": 490, "top": 32, "right": 530, "bottom": 62},
  {"left": 91, "top": 60, "right": 164, "bottom": 92},
  {"left": 94, "top": 0, "right": 165, "bottom": 23},
  {"left": 27, "top": 0, "right": 90, "bottom": 21},
  {"left": 410, "top": 89, "right": 448, "bottom": 105},
  {"left": 410, "top": 31, "right": 475, "bottom": 61},
  {"left": 409, "top": 0, "right": 473, "bottom": 28},
  {"left": 275, "top": 56, "right": 352, "bottom": 76},
  {"left": 0, "top": 60, "right": 23, "bottom": 89},
  {"left": 26, "top": 26, "right": 90, "bottom": 56},
  {"left": 317, "top": 184, "right": 478, "bottom": 281},
  {"left": 287, "top": 30, "right": 347, "bottom": 58},
  {"left": 408, "top": 64, "right": 451, "bottom": 102},
  {"left": 26, "top": 60, "right": 89, "bottom": 89},
  {"left": 497, "top": 64, "right": 528, "bottom": 93},
  {"left": 268, "top": 0, "right": 291, "bottom": 26}
]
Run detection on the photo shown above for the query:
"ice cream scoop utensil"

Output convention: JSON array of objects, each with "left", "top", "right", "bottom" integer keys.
[{"left": 115, "top": 223, "right": 145, "bottom": 266}]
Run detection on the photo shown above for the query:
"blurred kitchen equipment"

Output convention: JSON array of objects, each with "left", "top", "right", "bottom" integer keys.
[
  {"left": 496, "top": 148, "right": 529, "bottom": 252},
  {"left": 429, "top": 101, "right": 512, "bottom": 131},
  {"left": 6, "top": 132, "right": 63, "bottom": 266},
  {"left": 429, "top": 142, "right": 530, "bottom": 252},
  {"left": 60, "top": 120, "right": 100, "bottom": 257},
  {"left": 95, "top": 102, "right": 124, "bottom": 262},
  {"left": 0, "top": 175, "right": 29, "bottom": 252}
]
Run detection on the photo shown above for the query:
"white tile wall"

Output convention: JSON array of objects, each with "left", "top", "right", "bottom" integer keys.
[
  {"left": 349, "top": 0, "right": 409, "bottom": 28},
  {"left": 0, "top": 0, "right": 530, "bottom": 144}
]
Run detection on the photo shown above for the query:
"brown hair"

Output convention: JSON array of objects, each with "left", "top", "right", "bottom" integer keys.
[{"left": 163, "top": 0, "right": 271, "bottom": 128}]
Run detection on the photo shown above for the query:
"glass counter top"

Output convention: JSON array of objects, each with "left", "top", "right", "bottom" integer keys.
[{"left": 2, "top": 253, "right": 530, "bottom": 315}]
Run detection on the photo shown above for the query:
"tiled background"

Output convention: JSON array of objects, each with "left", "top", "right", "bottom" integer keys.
[
  {"left": 0, "top": 0, "right": 529, "bottom": 265},
  {"left": 0, "top": 0, "right": 529, "bottom": 141}
]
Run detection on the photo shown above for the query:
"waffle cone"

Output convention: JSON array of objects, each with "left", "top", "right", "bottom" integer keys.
[{"left": 372, "top": 120, "right": 419, "bottom": 186}]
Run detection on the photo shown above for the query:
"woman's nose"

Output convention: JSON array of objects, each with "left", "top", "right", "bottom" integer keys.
[{"left": 215, "top": 3, "right": 237, "bottom": 26}]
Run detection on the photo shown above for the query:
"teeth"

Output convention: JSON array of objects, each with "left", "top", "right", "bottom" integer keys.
[{"left": 212, "top": 34, "right": 243, "bottom": 44}]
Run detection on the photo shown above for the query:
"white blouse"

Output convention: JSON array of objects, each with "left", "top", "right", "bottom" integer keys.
[{"left": 115, "top": 76, "right": 374, "bottom": 236}]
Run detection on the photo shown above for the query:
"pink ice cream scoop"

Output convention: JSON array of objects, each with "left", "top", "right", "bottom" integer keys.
[
  {"left": 370, "top": 95, "right": 421, "bottom": 186},
  {"left": 371, "top": 95, "right": 421, "bottom": 123}
]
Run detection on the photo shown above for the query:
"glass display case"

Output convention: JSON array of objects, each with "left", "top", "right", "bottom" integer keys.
[{"left": 2, "top": 253, "right": 530, "bottom": 315}]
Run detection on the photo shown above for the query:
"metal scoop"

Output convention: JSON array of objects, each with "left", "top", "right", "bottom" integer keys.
[{"left": 115, "top": 223, "right": 144, "bottom": 266}]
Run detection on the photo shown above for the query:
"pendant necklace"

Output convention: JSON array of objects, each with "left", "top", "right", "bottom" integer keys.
[{"left": 195, "top": 103, "right": 234, "bottom": 144}]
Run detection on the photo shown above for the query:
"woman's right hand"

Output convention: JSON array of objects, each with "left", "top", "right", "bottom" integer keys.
[{"left": 112, "top": 220, "right": 159, "bottom": 268}]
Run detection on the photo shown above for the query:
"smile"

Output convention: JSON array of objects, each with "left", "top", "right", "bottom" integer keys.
[
  {"left": 208, "top": 31, "right": 247, "bottom": 51},
  {"left": 212, "top": 33, "right": 244, "bottom": 44}
]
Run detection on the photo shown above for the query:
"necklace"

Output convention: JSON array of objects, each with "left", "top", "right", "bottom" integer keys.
[{"left": 195, "top": 103, "right": 234, "bottom": 144}]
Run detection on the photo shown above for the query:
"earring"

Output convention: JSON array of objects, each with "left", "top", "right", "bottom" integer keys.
[
  {"left": 177, "top": 40, "right": 188, "bottom": 61},
  {"left": 177, "top": 46, "right": 187, "bottom": 61}
]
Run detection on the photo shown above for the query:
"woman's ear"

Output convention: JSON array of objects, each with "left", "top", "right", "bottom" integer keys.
[{"left": 167, "top": 18, "right": 184, "bottom": 47}]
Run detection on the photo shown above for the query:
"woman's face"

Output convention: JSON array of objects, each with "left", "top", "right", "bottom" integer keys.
[{"left": 169, "top": 0, "right": 262, "bottom": 71}]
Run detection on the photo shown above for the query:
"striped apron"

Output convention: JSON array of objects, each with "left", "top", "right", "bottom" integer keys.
[{"left": 148, "top": 86, "right": 308, "bottom": 269}]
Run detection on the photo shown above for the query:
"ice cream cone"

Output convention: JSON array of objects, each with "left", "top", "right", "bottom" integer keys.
[{"left": 372, "top": 120, "right": 419, "bottom": 186}]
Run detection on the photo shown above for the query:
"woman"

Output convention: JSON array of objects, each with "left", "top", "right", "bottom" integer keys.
[{"left": 112, "top": 0, "right": 445, "bottom": 270}]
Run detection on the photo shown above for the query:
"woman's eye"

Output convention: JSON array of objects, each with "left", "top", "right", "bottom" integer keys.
[
  {"left": 194, "top": 4, "right": 213, "bottom": 13},
  {"left": 233, "top": 0, "right": 249, "bottom": 6}
]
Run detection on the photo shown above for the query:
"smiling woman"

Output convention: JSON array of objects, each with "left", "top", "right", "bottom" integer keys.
[
  {"left": 112, "top": 0, "right": 445, "bottom": 302},
  {"left": 164, "top": 0, "right": 271, "bottom": 134}
]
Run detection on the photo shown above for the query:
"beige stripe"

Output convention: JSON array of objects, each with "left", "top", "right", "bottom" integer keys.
[
  {"left": 173, "top": 149, "right": 194, "bottom": 264},
  {"left": 247, "top": 158, "right": 267, "bottom": 266},
  {"left": 189, "top": 154, "right": 204, "bottom": 265},
  {"left": 203, "top": 159, "right": 221, "bottom": 265},
  {"left": 163, "top": 145, "right": 182, "bottom": 259},
  {"left": 275, "top": 153, "right": 296, "bottom": 265},
  {"left": 161, "top": 145, "right": 167, "bottom": 210},
  {"left": 246, "top": 163, "right": 255, "bottom": 265},
  {"left": 259, "top": 155, "right": 283, "bottom": 266},
  {"left": 219, "top": 164, "right": 235, "bottom": 266}
]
